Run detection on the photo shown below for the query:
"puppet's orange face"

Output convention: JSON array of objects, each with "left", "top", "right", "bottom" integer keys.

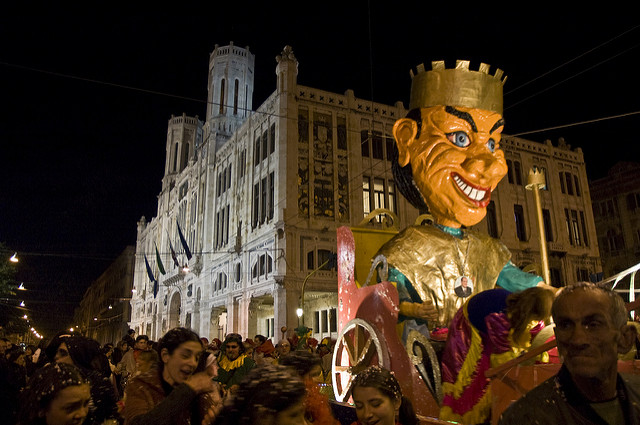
[{"left": 395, "top": 106, "right": 507, "bottom": 227}]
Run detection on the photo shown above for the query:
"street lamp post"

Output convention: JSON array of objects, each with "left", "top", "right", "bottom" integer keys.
[{"left": 299, "top": 256, "right": 334, "bottom": 327}]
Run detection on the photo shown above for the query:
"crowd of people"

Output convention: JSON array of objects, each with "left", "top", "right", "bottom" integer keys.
[
  {"left": 0, "top": 325, "right": 347, "bottom": 425},
  {"left": 1, "top": 282, "right": 639, "bottom": 425}
]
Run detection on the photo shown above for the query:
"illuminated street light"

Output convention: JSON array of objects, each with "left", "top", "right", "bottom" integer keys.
[
  {"left": 20, "top": 301, "right": 25, "bottom": 307},
  {"left": 22, "top": 314, "right": 28, "bottom": 320},
  {"left": 296, "top": 308, "right": 303, "bottom": 317},
  {"left": 18, "top": 283, "right": 25, "bottom": 290},
  {"left": 9, "top": 252, "right": 18, "bottom": 263}
]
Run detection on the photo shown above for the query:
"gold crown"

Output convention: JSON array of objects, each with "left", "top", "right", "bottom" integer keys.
[{"left": 409, "top": 60, "right": 507, "bottom": 114}]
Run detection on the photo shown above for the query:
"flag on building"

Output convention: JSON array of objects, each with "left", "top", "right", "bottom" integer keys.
[
  {"left": 168, "top": 237, "right": 179, "bottom": 268},
  {"left": 144, "top": 254, "right": 156, "bottom": 283},
  {"left": 177, "top": 221, "right": 192, "bottom": 260},
  {"left": 155, "top": 243, "right": 166, "bottom": 275}
]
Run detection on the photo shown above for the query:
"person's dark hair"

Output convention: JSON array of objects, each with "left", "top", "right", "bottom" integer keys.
[
  {"left": 157, "top": 327, "right": 201, "bottom": 369},
  {"left": 213, "top": 364, "right": 305, "bottom": 425},
  {"left": 136, "top": 335, "right": 149, "bottom": 343},
  {"left": 391, "top": 108, "right": 429, "bottom": 213},
  {"left": 254, "top": 334, "right": 267, "bottom": 345},
  {"left": 279, "top": 350, "right": 321, "bottom": 377},
  {"left": 63, "top": 336, "right": 111, "bottom": 378},
  {"left": 351, "top": 366, "right": 418, "bottom": 425},
  {"left": 127, "top": 329, "right": 135, "bottom": 335},
  {"left": 222, "top": 333, "right": 246, "bottom": 355},
  {"left": 44, "top": 330, "right": 81, "bottom": 363},
  {"left": 5, "top": 345, "right": 25, "bottom": 363},
  {"left": 552, "top": 282, "right": 628, "bottom": 329},
  {"left": 19, "top": 362, "right": 89, "bottom": 425},
  {"left": 506, "top": 286, "right": 554, "bottom": 341}
]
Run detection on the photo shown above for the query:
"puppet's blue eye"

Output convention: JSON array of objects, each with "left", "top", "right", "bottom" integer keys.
[
  {"left": 487, "top": 139, "right": 496, "bottom": 152},
  {"left": 446, "top": 131, "right": 470, "bottom": 148}
]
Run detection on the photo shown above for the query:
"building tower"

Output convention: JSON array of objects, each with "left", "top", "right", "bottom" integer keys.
[{"left": 206, "top": 42, "right": 255, "bottom": 149}]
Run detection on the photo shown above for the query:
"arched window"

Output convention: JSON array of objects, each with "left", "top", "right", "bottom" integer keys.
[
  {"left": 180, "top": 143, "right": 190, "bottom": 172},
  {"left": 233, "top": 79, "right": 239, "bottom": 115},
  {"left": 219, "top": 79, "right": 225, "bottom": 114}
]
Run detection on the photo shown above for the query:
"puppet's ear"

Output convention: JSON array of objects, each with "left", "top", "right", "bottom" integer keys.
[{"left": 393, "top": 118, "right": 418, "bottom": 167}]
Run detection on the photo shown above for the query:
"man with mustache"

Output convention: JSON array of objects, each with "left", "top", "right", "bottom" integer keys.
[{"left": 498, "top": 283, "right": 640, "bottom": 424}]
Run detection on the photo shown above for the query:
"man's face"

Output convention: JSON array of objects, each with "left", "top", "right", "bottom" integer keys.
[
  {"left": 225, "top": 341, "right": 241, "bottom": 361},
  {"left": 395, "top": 106, "right": 507, "bottom": 227},
  {"left": 279, "top": 341, "right": 291, "bottom": 355},
  {"left": 553, "top": 289, "right": 622, "bottom": 382},
  {"left": 135, "top": 339, "right": 148, "bottom": 351},
  {"left": 461, "top": 277, "right": 468, "bottom": 288},
  {"left": 161, "top": 341, "right": 201, "bottom": 385}
]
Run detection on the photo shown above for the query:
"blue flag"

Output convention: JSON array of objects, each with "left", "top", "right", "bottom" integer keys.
[
  {"left": 144, "top": 255, "right": 156, "bottom": 283},
  {"left": 177, "top": 222, "right": 192, "bottom": 260}
]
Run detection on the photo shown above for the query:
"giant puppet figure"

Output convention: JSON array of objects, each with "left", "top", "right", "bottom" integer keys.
[{"left": 376, "top": 60, "right": 551, "bottom": 332}]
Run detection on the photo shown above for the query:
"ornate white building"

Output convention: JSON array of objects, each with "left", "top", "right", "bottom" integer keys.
[
  {"left": 129, "top": 43, "right": 601, "bottom": 343},
  {"left": 129, "top": 43, "right": 413, "bottom": 343}
]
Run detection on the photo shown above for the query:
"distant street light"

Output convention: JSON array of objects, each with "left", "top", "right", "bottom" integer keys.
[
  {"left": 20, "top": 301, "right": 25, "bottom": 307},
  {"left": 9, "top": 252, "right": 18, "bottom": 263},
  {"left": 18, "top": 283, "right": 25, "bottom": 290}
]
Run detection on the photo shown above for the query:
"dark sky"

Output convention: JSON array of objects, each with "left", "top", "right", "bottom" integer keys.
[{"left": 1, "top": 5, "right": 639, "bottom": 336}]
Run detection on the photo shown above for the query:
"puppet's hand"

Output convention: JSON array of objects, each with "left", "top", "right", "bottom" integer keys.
[{"left": 399, "top": 300, "right": 437, "bottom": 322}]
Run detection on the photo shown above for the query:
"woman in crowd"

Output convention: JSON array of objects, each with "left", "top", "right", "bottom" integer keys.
[
  {"left": 121, "top": 327, "right": 221, "bottom": 425},
  {"left": 350, "top": 366, "right": 418, "bottom": 425},
  {"left": 213, "top": 364, "right": 306, "bottom": 425},
  {"left": 50, "top": 335, "right": 119, "bottom": 425},
  {"left": 440, "top": 286, "right": 554, "bottom": 424},
  {"left": 18, "top": 362, "right": 92, "bottom": 425},
  {"left": 279, "top": 350, "right": 339, "bottom": 425}
]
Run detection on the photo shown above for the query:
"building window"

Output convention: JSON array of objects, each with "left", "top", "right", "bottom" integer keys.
[
  {"left": 579, "top": 211, "right": 588, "bottom": 246},
  {"left": 233, "top": 79, "right": 239, "bottom": 115},
  {"left": 385, "top": 137, "right": 395, "bottom": 161},
  {"left": 254, "top": 133, "right": 261, "bottom": 167},
  {"left": 251, "top": 253, "right": 273, "bottom": 280},
  {"left": 219, "top": 78, "right": 225, "bottom": 114},
  {"left": 371, "top": 131, "right": 383, "bottom": 160},
  {"left": 486, "top": 201, "right": 498, "bottom": 238},
  {"left": 506, "top": 160, "right": 522, "bottom": 185},
  {"left": 361, "top": 130, "right": 370, "bottom": 157},
  {"left": 373, "top": 178, "right": 385, "bottom": 210},
  {"left": 270, "top": 123, "right": 276, "bottom": 154},
  {"left": 306, "top": 248, "right": 337, "bottom": 271},
  {"left": 262, "top": 129, "right": 268, "bottom": 161},
  {"left": 542, "top": 209, "right": 553, "bottom": 242},
  {"left": 362, "top": 178, "right": 371, "bottom": 215},
  {"left": 362, "top": 176, "right": 396, "bottom": 217},
  {"left": 514, "top": 204, "right": 526, "bottom": 241},
  {"left": 387, "top": 181, "right": 396, "bottom": 214}
]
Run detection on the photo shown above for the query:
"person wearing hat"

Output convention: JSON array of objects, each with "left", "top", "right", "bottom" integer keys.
[
  {"left": 252, "top": 334, "right": 276, "bottom": 366},
  {"left": 215, "top": 333, "right": 256, "bottom": 393}
]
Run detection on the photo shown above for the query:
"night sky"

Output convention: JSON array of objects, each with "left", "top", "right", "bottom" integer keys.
[{"left": 1, "top": 5, "right": 639, "bottom": 337}]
